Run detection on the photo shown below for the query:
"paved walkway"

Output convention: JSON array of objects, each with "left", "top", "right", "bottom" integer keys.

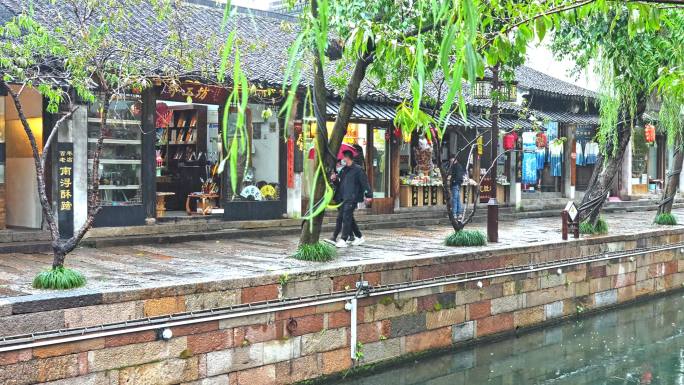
[{"left": 1, "top": 209, "right": 683, "bottom": 299}]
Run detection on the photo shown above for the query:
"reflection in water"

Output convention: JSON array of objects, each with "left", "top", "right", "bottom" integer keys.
[{"left": 332, "top": 293, "right": 684, "bottom": 385}]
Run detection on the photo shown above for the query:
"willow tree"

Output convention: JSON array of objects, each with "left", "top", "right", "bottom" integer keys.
[
  {"left": 280, "top": 0, "right": 629, "bottom": 258},
  {"left": 0, "top": 0, "right": 185, "bottom": 289},
  {"left": 652, "top": 13, "right": 684, "bottom": 225},
  {"left": 551, "top": 6, "right": 684, "bottom": 233}
]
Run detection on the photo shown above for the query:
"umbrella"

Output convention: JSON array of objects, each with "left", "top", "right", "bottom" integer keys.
[
  {"left": 336, "top": 143, "right": 359, "bottom": 160},
  {"left": 308, "top": 142, "right": 360, "bottom": 160}
]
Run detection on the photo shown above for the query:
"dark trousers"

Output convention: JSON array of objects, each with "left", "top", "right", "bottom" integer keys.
[
  {"left": 338, "top": 201, "right": 362, "bottom": 241},
  {"left": 333, "top": 208, "right": 361, "bottom": 240}
]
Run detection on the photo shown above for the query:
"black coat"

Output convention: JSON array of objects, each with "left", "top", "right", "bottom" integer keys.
[
  {"left": 333, "top": 164, "right": 372, "bottom": 203},
  {"left": 450, "top": 161, "right": 465, "bottom": 187}
]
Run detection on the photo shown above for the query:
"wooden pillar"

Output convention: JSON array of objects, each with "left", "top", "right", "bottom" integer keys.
[{"left": 141, "top": 87, "right": 158, "bottom": 220}]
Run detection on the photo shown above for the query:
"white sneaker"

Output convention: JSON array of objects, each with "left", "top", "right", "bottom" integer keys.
[
  {"left": 351, "top": 237, "right": 365, "bottom": 246},
  {"left": 323, "top": 238, "right": 337, "bottom": 246},
  {"left": 334, "top": 239, "right": 349, "bottom": 248}
]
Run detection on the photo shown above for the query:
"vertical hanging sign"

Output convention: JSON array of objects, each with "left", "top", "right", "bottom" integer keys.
[
  {"left": 287, "top": 137, "right": 295, "bottom": 189},
  {"left": 57, "top": 143, "right": 74, "bottom": 238}
]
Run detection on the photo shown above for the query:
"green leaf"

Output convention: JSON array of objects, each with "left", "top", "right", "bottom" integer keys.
[{"left": 536, "top": 17, "right": 547, "bottom": 42}]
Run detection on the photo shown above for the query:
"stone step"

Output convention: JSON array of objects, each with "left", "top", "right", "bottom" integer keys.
[{"left": 0, "top": 240, "right": 52, "bottom": 254}]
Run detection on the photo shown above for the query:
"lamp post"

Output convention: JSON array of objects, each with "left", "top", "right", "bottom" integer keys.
[{"left": 487, "top": 65, "right": 500, "bottom": 243}]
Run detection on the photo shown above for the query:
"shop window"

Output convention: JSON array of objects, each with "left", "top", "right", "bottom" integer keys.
[
  {"left": 225, "top": 103, "right": 280, "bottom": 201},
  {"left": 87, "top": 95, "right": 142, "bottom": 206},
  {"left": 371, "top": 127, "right": 389, "bottom": 198}
]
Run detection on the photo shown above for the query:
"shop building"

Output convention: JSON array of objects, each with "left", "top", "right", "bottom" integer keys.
[
  {"left": 0, "top": 0, "right": 300, "bottom": 232},
  {"left": 512, "top": 66, "right": 600, "bottom": 206},
  {"left": 3, "top": 0, "right": 658, "bottom": 237}
]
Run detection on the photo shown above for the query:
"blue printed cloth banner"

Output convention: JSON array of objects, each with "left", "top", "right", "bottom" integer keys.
[{"left": 522, "top": 152, "right": 538, "bottom": 184}]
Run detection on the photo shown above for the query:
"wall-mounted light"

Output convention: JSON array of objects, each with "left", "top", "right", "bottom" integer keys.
[{"left": 158, "top": 327, "right": 173, "bottom": 341}]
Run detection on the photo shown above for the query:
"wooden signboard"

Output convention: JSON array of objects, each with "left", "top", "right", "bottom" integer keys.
[
  {"left": 160, "top": 82, "right": 229, "bottom": 105},
  {"left": 57, "top": 143, "right": 74, "bottom": 238}
]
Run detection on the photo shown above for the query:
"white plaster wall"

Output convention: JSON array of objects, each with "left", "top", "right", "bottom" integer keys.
[
  {"left": 287, "top": 173, "right": 302, "bottom": 218},
  {"left": 71, "top": 107, "right": 88, "bottom": 231},
  {"left": 5, "top": 158, "right": 41, "bottom": 228},
  {"left": 4, "top": 88, "right": 42, "bottom": 229},
  {"left": 250, "top": 104, "right": 279, "bottom": 184}
]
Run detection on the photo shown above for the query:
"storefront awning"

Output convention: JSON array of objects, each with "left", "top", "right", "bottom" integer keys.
[
  {"left": 537, "top": 111, "right": 599, "bottom": 125},
  {"left": 447, "top": 114, "right": 490, "bottom": 128},
  {"left": 326, "top": 101, "right": 396, "bottom": 122}
]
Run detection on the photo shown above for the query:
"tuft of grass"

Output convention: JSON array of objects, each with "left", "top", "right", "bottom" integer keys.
[
  {"left": 594, "top": 217, "right": 608, "bottom": 234},
  {"left": 579, "top": 217, "right": 608, "bottom": 235},
  {"left": 33, "top": 266, "right": 86, "bottom": 290},
  {"left": 445, "top": 230, "right": 487, "bottom": 247},
  {"left": 292, "top": 242, "right": 336, "bottom": 262},
  {"left": 654, "top": 212, "right": 678, "bottom": 226}
]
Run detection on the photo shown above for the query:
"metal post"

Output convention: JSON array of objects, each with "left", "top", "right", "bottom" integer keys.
[
  {"left": 487, "top": 65, "right": 500, "bottom": 243},
  {"left": 561, "top": 210, "right": 568, "bottom": 240},
  {"left": 350, "top": 297, "right": 357, "bottom": 360}
]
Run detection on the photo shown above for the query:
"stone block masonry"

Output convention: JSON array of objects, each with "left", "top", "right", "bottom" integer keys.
[{"left": 1, "top": 230, "right": 684, "bottom": 384}]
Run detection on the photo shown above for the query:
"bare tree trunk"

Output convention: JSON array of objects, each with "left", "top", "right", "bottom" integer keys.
[
  {"left": 578, "top": 102, "right": 646, "bottom": 225},
  {"left": 1, "top": 78, "right": 111, "bottom": 269},
  {"left": 298, "top": 45, "right": 374, "bottom": 245},
  {"left": 657, "top": 144, "right": 683, "bottom": 215}
]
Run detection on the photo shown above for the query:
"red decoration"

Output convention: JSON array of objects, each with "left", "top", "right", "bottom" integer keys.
[
  {"left": 645, "top": 124, "right": 656, "bottom": 143},
  {"left": 393, "top": 127, "right": 401, "bottom": 139},
  {"left": 536, "top": 132, "right": 547, "bottom": 148},
  {"left": 155, "top": 103, "right": 172, "bottom": 128},
  {"left": 503, "top": 132, "right": 517, "bottom": 150},
  {"left": 287, "top": 138, "right": 295, "bottom": 188}
]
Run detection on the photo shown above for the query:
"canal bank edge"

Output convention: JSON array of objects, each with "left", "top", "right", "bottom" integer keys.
[
  {"left": 0, "top": 229, "right": 683, "bottom": 384},
  {"left": 1, "top": 227, "right": 682, "bottom": 336}
]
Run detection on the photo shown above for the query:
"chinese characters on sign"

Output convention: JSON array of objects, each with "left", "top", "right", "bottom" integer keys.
[
  {"left": 480, "top": 176, "right": 493, "bottom": 203},
  {"left": 160, "top": 82, "right": 229, "bottom": 105},
  {"left": 58, "top": 143, "right": 74, "bottom": 238}
]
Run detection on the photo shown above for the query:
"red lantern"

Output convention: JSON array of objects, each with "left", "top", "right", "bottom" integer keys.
[
  {"left": 536, "top": 132, "right": 547, "bottom": 148},
  {"left": 503, "top": 132, "right": 517, "bottom": 150},
  {"left": 645, "top": 124, "right": 656, "bottom": 144}
]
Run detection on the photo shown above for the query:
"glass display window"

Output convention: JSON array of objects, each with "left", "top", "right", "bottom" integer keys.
[
  {"left": 225, "top": 103, "right": 281, "bottom": 202},
  {"left": 371, "top": 127, "right": 389, "bottom": 198},
  {"left": 87, "top": 95, "right": 142, "bottom": 206}
]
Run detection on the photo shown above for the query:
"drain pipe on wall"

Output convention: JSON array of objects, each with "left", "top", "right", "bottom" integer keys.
[
  {"left": 349, "top": 279, "right": 372, "bottom": 360},
  {"left": 349, "top": 297, "right": 358, "bottom": 360}
]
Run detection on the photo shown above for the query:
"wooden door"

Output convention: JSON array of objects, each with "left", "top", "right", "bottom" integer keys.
[{"left": 368, "top": 126, "right": 393, "bottom": 214}]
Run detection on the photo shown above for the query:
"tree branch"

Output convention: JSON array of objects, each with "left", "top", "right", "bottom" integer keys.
[{"left": 41, "top": 105, "right": 78, "bottom": 170}]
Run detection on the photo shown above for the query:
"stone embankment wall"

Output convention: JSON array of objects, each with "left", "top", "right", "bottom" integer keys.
[{"left": 1, "top": 230, "right": 684, "bottom": 384}]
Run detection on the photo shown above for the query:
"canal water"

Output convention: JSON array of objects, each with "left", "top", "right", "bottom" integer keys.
[{"left": 333, "top": 293, "right": 684, "bottom": 384}]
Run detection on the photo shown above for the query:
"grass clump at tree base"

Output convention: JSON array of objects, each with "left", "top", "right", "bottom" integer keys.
[
  {"left": 292, "top": 242, "right": 336, "bottom": 262},
  {"left": 654, "top": 212, "right": 678, "bottom": 226},
  {"left": 33, "top": 266, "right": 86, "bottom": 290},
  {"left": 579, "top": 217, "right": 608, "bottom": 235},
  {"left": 445, "top": 230, "right": 487, "bottom": 247}
]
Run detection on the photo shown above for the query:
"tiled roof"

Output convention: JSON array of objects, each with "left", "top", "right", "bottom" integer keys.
[
  {"left": 0, "top": 0, "right": 299, "bottom": 87},
  {"left": 1, "top": 0, "right": 597, "bottom": 124},
  {"left": 514, "top": 66, "right": 597, "bottom": 99}
]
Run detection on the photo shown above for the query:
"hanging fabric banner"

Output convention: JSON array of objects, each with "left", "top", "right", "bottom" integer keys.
[{"left": 522, "top": 132, "right": 537, "bottom": 185}]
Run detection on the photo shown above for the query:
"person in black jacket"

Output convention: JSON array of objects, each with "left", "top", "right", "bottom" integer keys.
[
  {"left": 449, "top": 156, "right": 465, "bottom": 217},
  {"left": 327, "top": 150, "right": 372, "bottom": 248},
  {"left": 328, "top": 159, "right": 362, "bottom": 243}
]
